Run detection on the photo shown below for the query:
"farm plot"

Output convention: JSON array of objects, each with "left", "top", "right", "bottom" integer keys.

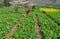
[{"left": 0, "top": 7, "right": 60, "bottom": 39}]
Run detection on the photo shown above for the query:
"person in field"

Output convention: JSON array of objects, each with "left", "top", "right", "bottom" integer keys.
[
  {"left": 23, "top": 9, "right": 31, "bottom": 17},
  {"left": 32, "top": 5, "right": 35, "bottom": 11},
  {"left": 26, "top": 9, "right": 31, "bottom": 14}
]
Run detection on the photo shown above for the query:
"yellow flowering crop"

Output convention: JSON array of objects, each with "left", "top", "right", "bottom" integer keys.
[{"left": 40, "top": 8, "right": 59, "bottom": 12}]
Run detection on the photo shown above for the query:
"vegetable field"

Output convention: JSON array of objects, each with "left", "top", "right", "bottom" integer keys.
[{"left": 0, "top": 7, "right": 60, "bottom": 39}]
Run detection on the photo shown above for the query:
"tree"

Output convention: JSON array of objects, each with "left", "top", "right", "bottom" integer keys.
[
  {"left": 9, "top": 0, "right": 33, "bottom": 12},
  {"left": 4, "top": 0, "right": 11, "bottom": 7},
  {"left": 9, "top": 1, "right": 20, "bottom": 13}
]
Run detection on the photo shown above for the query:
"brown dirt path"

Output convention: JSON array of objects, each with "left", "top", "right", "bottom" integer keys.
[
  {"left": 34, "top": 14, "right": 42, "bottom": 39},
  {"left": 3, "top": 13, "right": 26, "bottom": 39}
]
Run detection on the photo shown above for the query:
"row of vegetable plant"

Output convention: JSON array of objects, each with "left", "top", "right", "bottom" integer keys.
[{"left": 34, "top": 10, "right": 59, "bottom": 39}]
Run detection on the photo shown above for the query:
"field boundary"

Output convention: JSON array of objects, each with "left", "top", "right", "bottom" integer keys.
[
  {"left": 34, "top": 14, "right": 42, "bottom": 39},
  {"left": 3, "top": 13, "right": 26, "bottom": 39}
]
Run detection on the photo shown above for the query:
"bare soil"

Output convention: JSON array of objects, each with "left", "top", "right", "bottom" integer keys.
[{"left": 34, "top": 15, "right": 42, "bottom": 39}]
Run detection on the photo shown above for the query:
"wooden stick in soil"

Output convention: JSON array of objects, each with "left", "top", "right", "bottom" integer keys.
[
  {"left": 3, "top": 13, "right": 26, "bottom": 39},
  {"left": 34, "top": 14, "right": 42, "bottom": 39}
]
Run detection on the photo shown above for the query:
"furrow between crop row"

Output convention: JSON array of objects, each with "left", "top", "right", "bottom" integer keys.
[{"left": 34, "top": 14, "right": 42, "bottom": 39}]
